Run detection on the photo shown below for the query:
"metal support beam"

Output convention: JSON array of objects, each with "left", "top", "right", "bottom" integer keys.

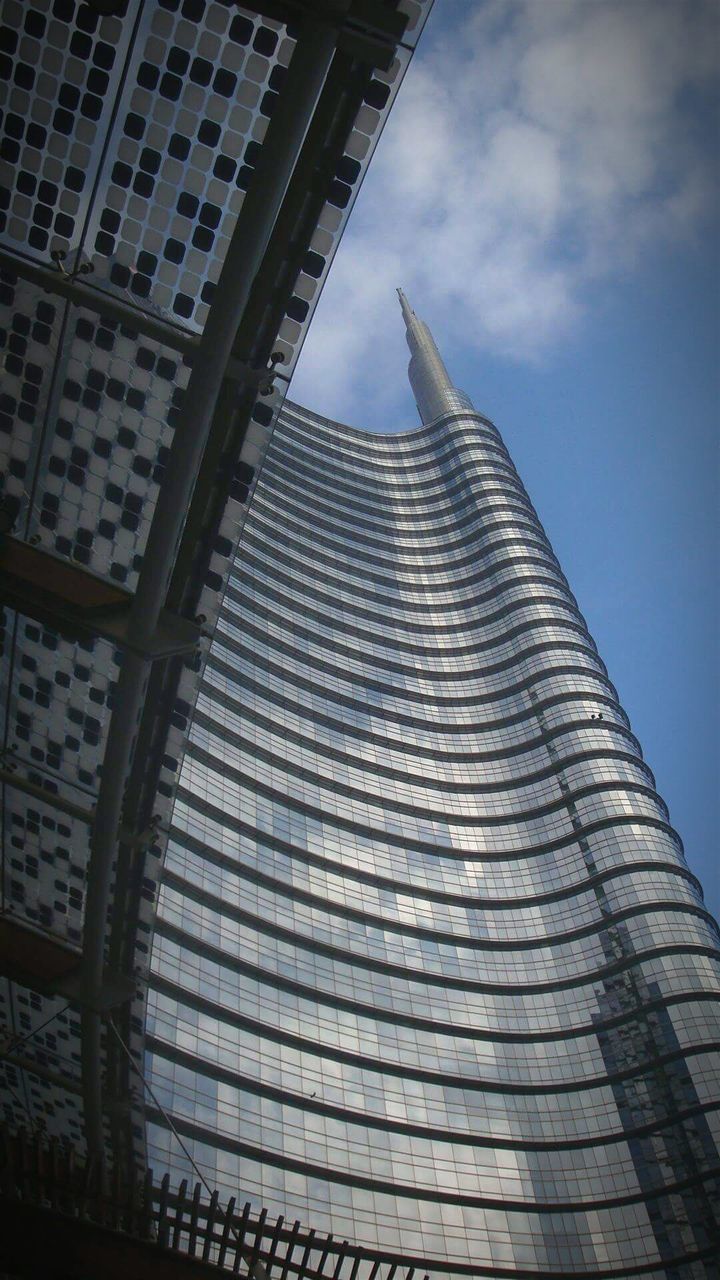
[
  {"left": 0, "top": 247, "right": 279, "bottom": 384},
  {"left": 0, "top": 913, "right": 81, "bottom": 987},
  {"left": 0, "top": 1051, "right": 82, "bottom": 1094},
  {"left": 79, "top": 12, "right": 341, "bottom": 1158},
  {"left": 239, "top": 0, "right": 408, "bottom": 64},
  {"left": 1, "top": 537, "right": 201, "bottom": 659},
  {"left": 0, "top": 912, "right": 135, "bottom": 1007},
  {"left": 0, "top": 766, "right": 94, "bottom": 825},
  {"left": 0, "top": 246, "right": 200, "bottom": 359}
]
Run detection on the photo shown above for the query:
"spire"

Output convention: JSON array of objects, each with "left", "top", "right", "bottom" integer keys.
[
  {"left": 396, "top": 286, "right": 427, "bottom": 356},
  {"left": 396, "top": 287, "right": 474, "bottom": 424},
  {"left": 396, "top": 286, "right": 415, "bottom": 329}
]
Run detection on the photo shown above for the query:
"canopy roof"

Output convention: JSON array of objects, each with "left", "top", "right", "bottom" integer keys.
[{"left": 0, "top": 0, "right": 430, "bottom": 1181}]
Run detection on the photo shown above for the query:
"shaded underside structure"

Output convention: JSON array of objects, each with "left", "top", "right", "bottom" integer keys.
[{"left": 146, "top": 296, "right": 720, "bottom": 1276}]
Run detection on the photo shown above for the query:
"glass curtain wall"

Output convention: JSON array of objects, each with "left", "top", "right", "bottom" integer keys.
[{"left": 146, "top": 333, "right": 720, "bottom": 1276}]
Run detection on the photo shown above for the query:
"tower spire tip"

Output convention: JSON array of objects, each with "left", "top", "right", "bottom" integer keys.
[{"left": 397, "top": 287, "right": 414, "bottom": 327}]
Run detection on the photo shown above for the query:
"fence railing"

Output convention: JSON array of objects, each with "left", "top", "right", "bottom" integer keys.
[{"left": 0, "top": 1127, "right": 433, "bottom": 1280}]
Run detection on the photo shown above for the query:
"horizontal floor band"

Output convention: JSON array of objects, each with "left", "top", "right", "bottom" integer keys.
[
  {"left": 162, "top": 864, "right": 715, "bottom": 965},
  {"left": 203, "top": 654, "right": 640, "bottom": 766},
  {"left": 181, "top": 852, "right": 701, "bottom": 947},
  {"left": 250, "top": 485, "right": 560, "bottom": 577},
  {"left": 175, "top": 784, "right": 682, "bottom": 865},
  {"left": 145, "top": 1106, "right": 720, "bottom": 1214},
  {"left": 237, "top": 531, "right": 567, "bottom": 622},
  {"left": 147, "top": 1034, "right": 720, "bottom": 1153},
  {"left": 228, "top": 547, "right": 576, "bottom": 639},
  {"left": 222, "top": 598, "right": 607, "bottom": 702},
  {"left": 212, "top": 627, "right": 604, "bottom": 726},
  {"left": 256, "top": 470, "right": 536, "bottom": 544},
  {"left": 156, "top": 913, "right": 720, "bottom": 1014},
  {"left": 151, "top": 973, "right": 720, "bottom": 1097},
  {"left": 223, "top": 567, "right": 586, "bottom": 657},
  {"left": 207, "top": 640, "right": 623, "bottom": 735},
  {"left": 169, "top": 822, "right": 701, "bottom": 914},
  {"left": 191, "top": 701, "right": 652, "bottom": 800},
  {"left": 253, "top": 470, "right": 540, "bottom": 548},
  {"left": 187, "top": 738, "right": 669, "bottom": 831},
  {"left": 266, "top": 430, "right": 517, "bottom": 492},
  {"left": 227, "top": 586, "right": 593, "bottom": 681}
]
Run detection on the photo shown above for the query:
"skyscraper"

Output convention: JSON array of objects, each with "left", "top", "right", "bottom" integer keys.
[{"left": 146, "top": 295, "right": 720, "bottom": 1276}]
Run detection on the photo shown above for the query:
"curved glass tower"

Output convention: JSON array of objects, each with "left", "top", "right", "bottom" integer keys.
[{"left": 147, "top": 296, "right": 720, "bottom": 1277}]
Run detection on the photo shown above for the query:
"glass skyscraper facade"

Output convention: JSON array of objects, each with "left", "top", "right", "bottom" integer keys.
[{"left": 145, "top": 296, "right": 720, "bottom": 1276}]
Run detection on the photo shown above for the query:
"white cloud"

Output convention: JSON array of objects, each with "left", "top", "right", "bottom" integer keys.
[{"left": 291, "top": 0, "right": 719, "bottom": 427}]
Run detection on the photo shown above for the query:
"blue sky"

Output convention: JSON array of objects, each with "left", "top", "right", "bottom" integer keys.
[{"left": 292, "top": 0, "right": 719, "bottom": 919}]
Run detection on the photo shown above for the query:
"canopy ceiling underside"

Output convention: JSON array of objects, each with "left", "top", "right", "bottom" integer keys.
[{"left": 0, "top": 0, "right": 429, "bottom": 1187}]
